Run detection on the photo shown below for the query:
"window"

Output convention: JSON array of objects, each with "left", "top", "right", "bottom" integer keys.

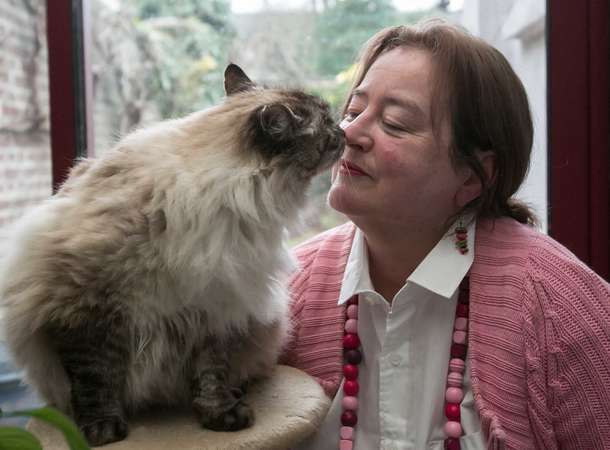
[
  {"left": 0, "top": 0, "right": 49, "bottom": 415},
  {"left": 90, "top": 0, "right": 462, "bottom": 244},
  {"left": 2, "top": 0, "right": 572, "bottom": 418}
]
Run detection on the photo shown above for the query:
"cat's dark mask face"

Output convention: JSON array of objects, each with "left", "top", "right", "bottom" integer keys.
[{"left": 224, "top": 64, "right": 345, "bottom": 179}]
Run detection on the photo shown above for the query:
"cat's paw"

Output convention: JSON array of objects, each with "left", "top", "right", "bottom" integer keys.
[
  {"left": 193, "top": 398, "right": 254, "bottom": 431},
  {"left": 80, "top": 416, "right": 128, "bottom": 446}
]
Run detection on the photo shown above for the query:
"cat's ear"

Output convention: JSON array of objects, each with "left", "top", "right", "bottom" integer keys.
[
  {"left": 257, "top": 103, "right": 302, "bottom": 142},
  {"left": 224, "top": 63, "right": 255, "bottom": 96}
]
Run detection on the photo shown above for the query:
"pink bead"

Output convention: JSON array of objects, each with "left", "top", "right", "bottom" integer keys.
[
  {"left": 347, "top": 304, "right": 358, "bottom": 319},
  {"left": 444, "top": 421, "right": 463, "bottom": 438},
  {"left": 445, "top": 387, "right": 464, "bottom": 403},
  {"left": 454, "top": 317, "right": 468, "bottom": 331},
  {"left": 447, "top": 372, "right": 463, "bottom": 387},
  {"left": 345, "top": 318, "right": 358, "bottom": 334},
  {"left": 449, "top": 358, "right": 465, "bottom": 374},
  {"left": 453, "top": 330, "right": 467, "bottom": 344},
  {"left": 340, "top": 426, "right": 354, "bottom": 440},
  {"left": 340, "top": 439, "right": 353, "bottom": 450},
  {"left": 342, "top": 396, "right": 358, "bottom": 411}
]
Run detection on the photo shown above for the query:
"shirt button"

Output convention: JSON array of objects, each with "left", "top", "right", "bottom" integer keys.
[{"left": 390, "top": 354, "right": 402, "bottom": 366}]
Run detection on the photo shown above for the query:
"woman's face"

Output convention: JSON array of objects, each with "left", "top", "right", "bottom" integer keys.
[{"left": 328, "top": 46, "right": 471, "bottom": 233}]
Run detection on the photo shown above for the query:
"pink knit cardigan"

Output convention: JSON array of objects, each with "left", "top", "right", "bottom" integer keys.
[{"left": 280, "top": 218, "right": 610, "bottom": 450}]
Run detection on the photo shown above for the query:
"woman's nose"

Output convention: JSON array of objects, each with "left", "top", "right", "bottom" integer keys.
[{"left": 340, "top": 115, "right": 373, "bottom": 152}]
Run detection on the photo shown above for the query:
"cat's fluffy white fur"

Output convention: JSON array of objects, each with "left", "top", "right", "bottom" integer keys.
[{"left": 0, "top": 89, "right": 325, "bottom": 412}]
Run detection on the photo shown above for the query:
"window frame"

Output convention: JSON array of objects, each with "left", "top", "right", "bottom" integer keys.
[
  {"left": 547, "top": 0, "right": 609, "bottom": 279},
  {"left": 46, "top": 0, "right": 92, "bottom": 192},
  {"left": 47, "top": 0, "right": 609, "bottom": 279}
]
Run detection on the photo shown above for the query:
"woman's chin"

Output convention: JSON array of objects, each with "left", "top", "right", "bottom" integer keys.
[{"left": 327, "top": 186, "right": 363, "bottom": 218}]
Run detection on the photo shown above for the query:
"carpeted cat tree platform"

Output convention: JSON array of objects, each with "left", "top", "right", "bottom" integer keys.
[{"left": 28, "top": 365, "right": 330, "bottom": 450}]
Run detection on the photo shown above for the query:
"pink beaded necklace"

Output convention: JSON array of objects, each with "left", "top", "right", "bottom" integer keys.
[{"left": 339, "top": 275, "right": 471, "bottom": 450}]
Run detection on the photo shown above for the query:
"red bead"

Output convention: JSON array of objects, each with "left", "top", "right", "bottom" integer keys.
[
  {"left": 343, "top": 380, "right": 359, "bottom": 396},
  {"left": 343, "top": 364, "right": 358, "bottom": 380},
  {"left": 458, "top": 289, "right": 469, "bottom": 304},
  {"left": 456, "top": 303, "right": 469, "bottom": 318},
  {"left": 456, "top": 232, "right": 467, "bottom": 241},
  {"left": 444, "top": 438, "right": 461, "bottom": 450},
  {"left": 341, "top": 410, "right": 358, "bottom": 426},
  {"left": 345, "top": 349, "right": 362, "bottom": 365},
  {"left": 445, "top": 402, "right": 461, "bottom": 421},
  {"left": 450, "top": 343, "right": 467, "bottom": 359},
  {"left": 343, "top": 333, "right": 360, "bottom": 349}
]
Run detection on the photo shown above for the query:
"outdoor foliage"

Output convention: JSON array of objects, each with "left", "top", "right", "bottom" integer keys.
[
  {"left": 92, "top": 0, "right": 235, "bottom": 137},
  {"left": 314, "top": 0, "right": 400, "bottom": 76},
  {"left": 132, "top": 0, "right": 236, "bottom": 116}
]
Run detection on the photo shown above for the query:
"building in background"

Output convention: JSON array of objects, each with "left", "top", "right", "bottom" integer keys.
[{"left": 0, "top": 1, "right": 51, "bottom": 237}]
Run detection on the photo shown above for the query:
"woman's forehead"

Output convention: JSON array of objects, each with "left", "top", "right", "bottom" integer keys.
[{"left": 354, "top": 47, "right": 435, "bottom": 111}]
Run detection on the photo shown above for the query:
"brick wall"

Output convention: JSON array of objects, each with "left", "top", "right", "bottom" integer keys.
[{"left": 0, "top": 0, "right": 51, "bottom": 237}]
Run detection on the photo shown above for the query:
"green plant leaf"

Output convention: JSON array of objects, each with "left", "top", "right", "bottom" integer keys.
[
  {"left": 3, "top": 407, "right": 89, "bottom": 450},
  {"left": 0, "top": 426, "right": 43, "bottom": 450}
]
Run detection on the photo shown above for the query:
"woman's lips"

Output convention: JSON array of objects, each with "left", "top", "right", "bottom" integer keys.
[{"left": 339, "top": 159, "right": 368, "bottom": 177}]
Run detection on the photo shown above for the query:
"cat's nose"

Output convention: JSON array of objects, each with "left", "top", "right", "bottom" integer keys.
[{"left": 329, "top": 127, "right": 345, "bottom": 154}]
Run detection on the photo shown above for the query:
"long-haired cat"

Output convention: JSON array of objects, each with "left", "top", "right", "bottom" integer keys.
[{"left": 0, "top": 64, "right": 344, "bottom": 446}]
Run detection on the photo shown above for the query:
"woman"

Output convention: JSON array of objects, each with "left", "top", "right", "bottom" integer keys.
[{"left": 281, "top": 20, "right": 610, "bottom": 450}]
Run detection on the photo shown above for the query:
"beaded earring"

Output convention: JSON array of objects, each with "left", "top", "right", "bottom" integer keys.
[{"left": 454, "top": 222, "right": 468, "bottom": 254}]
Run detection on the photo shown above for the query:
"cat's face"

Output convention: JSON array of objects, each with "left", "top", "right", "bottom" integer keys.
[{"left": 224, "top": 64, "right": 345, "bottom": 180}]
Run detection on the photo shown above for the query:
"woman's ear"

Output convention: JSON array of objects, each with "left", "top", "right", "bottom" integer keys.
[{"left": 455, "top": 150, "right": 495, "bottom": 208}]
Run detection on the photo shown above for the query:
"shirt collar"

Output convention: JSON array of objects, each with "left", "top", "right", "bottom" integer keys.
[
  {"left": 338, "top": 228, "right": 375, "bottom": 305},
  {"left": 338, "top": 216, "right": 475, "bottom": 305}
]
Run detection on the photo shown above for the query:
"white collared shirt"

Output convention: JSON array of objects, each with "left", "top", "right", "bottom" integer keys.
[{"left": 296, "top": 220, "right": 485, "bottom": 450}]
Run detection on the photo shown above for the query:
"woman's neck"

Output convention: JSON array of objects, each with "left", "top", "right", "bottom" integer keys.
[{"left": 360, "top": 221, "right": 449, "bottom": 303}]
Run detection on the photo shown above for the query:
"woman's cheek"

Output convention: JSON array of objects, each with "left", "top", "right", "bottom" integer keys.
[{"left": 381, "top": 148, "right": 407, "bottom": 173}]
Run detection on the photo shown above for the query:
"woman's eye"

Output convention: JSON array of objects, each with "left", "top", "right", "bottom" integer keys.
[{"left": 384, "top": 121, "right": 407, "bottom": 132}]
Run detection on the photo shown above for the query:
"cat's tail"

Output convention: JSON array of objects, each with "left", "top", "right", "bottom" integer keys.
[
  {"left": 0, "top": 200, "right": 72, "bottom": 413},
  {"left": 0, "top": 273, "right": 72, "bottom": 413},
  {"left": 4, "top": 320, "right": 72, "bottom": 413}
]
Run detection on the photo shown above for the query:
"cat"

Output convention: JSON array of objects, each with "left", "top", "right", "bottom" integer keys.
[{"left": 0, "top": 64, "right": 344, "bottom": 446}]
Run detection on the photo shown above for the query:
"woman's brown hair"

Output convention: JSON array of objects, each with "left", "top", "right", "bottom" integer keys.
[{"left": 345, "top": 19, "right": 537, "bottom": 225}]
